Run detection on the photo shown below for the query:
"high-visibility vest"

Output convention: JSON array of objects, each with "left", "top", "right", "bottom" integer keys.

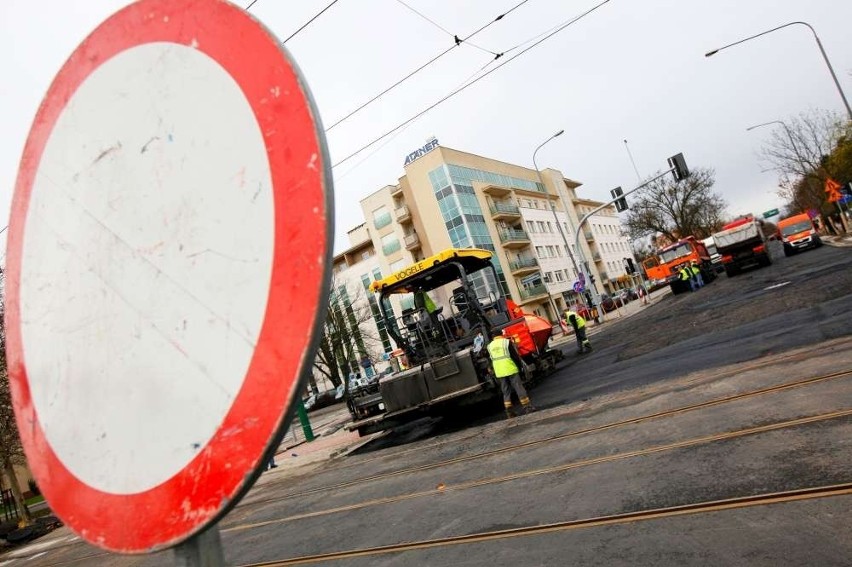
[
  {"left": 415, "top": 291, "right": 437, "bottom": 313},
  {"left": 487, "top": 337, "right": 519, "bottom": 378},
  {"left": 691, "top": 265, "right": 700, "bottom": 276},
  {"left": 564, "top": 310, "right": 586, "bottom": 329},
  {"left": 679, "top": 267, "right": 691, "bottom": 280}
]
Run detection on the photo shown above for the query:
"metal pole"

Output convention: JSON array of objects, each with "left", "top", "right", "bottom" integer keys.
[
  {"left": 706, "top": 21, "right": 852, "bottom": 121},
  {"left": 296, "top": 398, "right": 315, "bottom": 442},
  {"left": 532, "top": 130, "right": 581, "bottom": 316},
  {"left": 574, "top": 168, "right": 676, "bottom": 317},
  {"left": 174, "top": 525, "right": 225, "bottom": 567}
]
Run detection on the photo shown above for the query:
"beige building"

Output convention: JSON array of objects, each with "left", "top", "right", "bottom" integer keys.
[{"left": 338, "top": 141, "right": 637, "bottom": 331}]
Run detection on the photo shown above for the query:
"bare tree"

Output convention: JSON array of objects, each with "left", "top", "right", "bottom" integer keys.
[
  {"left": 759, "top": 109, "right": 852, "bottom": 211},
  {"left": 0, "top": 274, "right": 33, "bottom": 524},
  {"left": 311, "top": 275, "right": 384, "bottom": 392},
  {"left": 624, "top": 167, "right": 727, "bottom": 245}
]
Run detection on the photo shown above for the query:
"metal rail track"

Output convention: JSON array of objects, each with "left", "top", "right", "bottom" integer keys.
[
  {"left": 236, "top": 367, "right": 852, "bottom": 508},
  {"left": 240, "top": 483, "right": 852, "bottom": 566},
  {"left": 223, "top": 408, "right": 852, "bottom": 531}
]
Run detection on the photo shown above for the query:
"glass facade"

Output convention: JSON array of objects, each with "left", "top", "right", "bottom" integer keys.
[
  {"left": 373, "top": 205, "right": 391, "bottom": 229},
  {"left": 360, "top": 273, "right": 392, "bottom": 353},
  {"left": 428, "top": 164, "right": 513, "bottom": 297}
]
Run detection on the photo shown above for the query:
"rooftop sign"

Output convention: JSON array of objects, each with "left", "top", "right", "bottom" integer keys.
[{"left": 404, "top": 137, "right": 439, "bottom": 166}]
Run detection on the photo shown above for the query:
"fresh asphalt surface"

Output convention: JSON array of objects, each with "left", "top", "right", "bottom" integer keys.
[{"left": 8, "top": 244, "right": 852, "bottom": 566}]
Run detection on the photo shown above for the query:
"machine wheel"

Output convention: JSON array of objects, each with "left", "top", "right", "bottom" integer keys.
[
  {"left": 725, "top": 265, "right": 739, "bottom": 278},
  {"left": 784, "top": 247, "right": 793, "bottom": 257},
  {"left": 758, "top": 253, "right": 772, "bottom": 267}
]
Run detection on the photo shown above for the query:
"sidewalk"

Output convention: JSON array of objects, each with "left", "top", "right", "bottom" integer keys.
[
  {"left": 823, "top": 234, "right": 852, "bottom": 247},
  {"left": 552, "top": 286, "right": 671, "bottom": 346}
]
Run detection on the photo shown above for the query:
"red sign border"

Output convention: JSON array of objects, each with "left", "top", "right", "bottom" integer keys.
[{"left": 5, "top": 0, "right": 333, "bottom": 553}]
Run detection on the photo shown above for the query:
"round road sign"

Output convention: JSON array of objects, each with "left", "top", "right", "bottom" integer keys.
[{"left": 5, "top": 0, "right": 332, "bottom": 553}]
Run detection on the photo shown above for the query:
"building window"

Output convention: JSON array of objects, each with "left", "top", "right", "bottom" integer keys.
[
  {"left": 373, "top": 205, "right": 391, "bottom": 229},
  {"left": 381, "top": 233, "right": 400, "bottom": 255},
  {"left": 543, "top": 272, "right": 552, "bottom": 283},
  {"left": 361, "top": 249, "right": 373, "bottom": 261},
  {"left": 526, "top": 220, "right": 536, "bottom": 233},
  {"left": 546, "top": 221, "right": 553, "bottom": 233},
  {"left": 535, "top": 246, "right": 546, "bottom": 258},
  {"left": 372, "top": 267, "right": 382, "bottom": 280},
  {"left": 555, "top": 246, "right": 563, "bottom": 257},
  {"left": 537, "top": 221, "right": 546, "bottom": 232},
  {"left": 390, "top": 258, "right": 405, "bottom": 272},
  {"left": 554, "top": 271, "right": 565, "bottom": 282},
  {"left": 546, "top": 245, "right": 555, "bottom": 257}
]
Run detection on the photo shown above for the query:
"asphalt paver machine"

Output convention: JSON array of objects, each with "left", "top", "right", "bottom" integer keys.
[{"left": 347, "top": 248, "right": 563, "bottom": 435}]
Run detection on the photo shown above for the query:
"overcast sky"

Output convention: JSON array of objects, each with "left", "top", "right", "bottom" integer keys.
[{"left": 2, "top": 0, "right": 851, "bottom": 255}]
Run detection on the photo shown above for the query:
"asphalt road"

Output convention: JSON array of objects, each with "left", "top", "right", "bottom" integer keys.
[{"left": 7, "top": 244, "right": 852, "bottom": 566}]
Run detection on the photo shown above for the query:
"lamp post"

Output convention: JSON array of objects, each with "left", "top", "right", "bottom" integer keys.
[
  {"left": 705, "top": 21, "right": 852, "bottom": 121},
  {"left": 746, "top": 119, "right": 800, "bottom": 156},
  {"left": 531, "top": 130, "right": 582, "bottom": 320}
]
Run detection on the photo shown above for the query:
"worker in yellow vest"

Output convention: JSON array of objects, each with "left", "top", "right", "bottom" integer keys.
[
  {"left": 486, "top": 329, "right": 535, "bottom": 418},
  {"left": 563, "top": 309, "right": 592, "bottom": 354}
]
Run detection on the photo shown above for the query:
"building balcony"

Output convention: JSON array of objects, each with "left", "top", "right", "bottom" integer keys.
[
  {"left": 498, "top": 228, "right": 530, "bottom": 249},
  {"left": 599, "top": 271, "right": 609, "bottom": 281},
  {"left": 404, "top": 232, "right": 421, "bottom": 250},
  {"left": 482, "top": 184, "right": 512, "bottom": 197},
  {"left": 584, "top": 230, "right": 594, "bottom": 240},
  {"left": 390, "top": 184, "right": 403, "bottom": 197},
  {"left": 394, "top": 205, "right": 412, "bottom": 224},
  {"left": 489, "top": 201, "right": 520, "bottom": 221},
  {"left": 509, "top": 257, "right": 538, "bottom": 276},
  {"left": 593, "top": 252, "right": 602, "bottom": 262},
  {"left": 518, "top": 284, "right": 549, "bottom": 303}
]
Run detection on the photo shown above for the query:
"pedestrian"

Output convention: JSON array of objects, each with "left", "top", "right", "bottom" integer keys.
[
  {"left": 690, "top": 261, "right": 704, "bottom": 288},
  {"left": 679, "top": 264, "right": 696, "bottom": 292},
  {"left": 563, "top": 309, "right": 592, "bottom": 354},
  {"left": 267, "top": 454, "right": 278, "bottom": 470},
  {"left": 486, "top": 329, "right": 535, "bottom": 418},
  {"left": 638, "top": 283, "right": 649, "bottom": 305},
  {"left": 360, "top": 354, "right": 375, "bottom": 378}
]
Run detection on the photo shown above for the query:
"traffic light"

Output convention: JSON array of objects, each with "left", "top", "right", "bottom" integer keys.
[
  {"left": 668, "top": 153, "right": 689, "bottom": 181},
  {"left": 623, "top": 257, "right": 636, "bottom": 274},
  {"left": 610, "top": 186, "right": 628, "bottom": 212}
]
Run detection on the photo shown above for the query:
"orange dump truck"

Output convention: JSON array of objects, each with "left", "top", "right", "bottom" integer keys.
[
  {"left": 643, "top": 236, "right": 716, "bottom": 294},
  {"left": 777, "top": 213, "right": 822, "bottom": 256}
]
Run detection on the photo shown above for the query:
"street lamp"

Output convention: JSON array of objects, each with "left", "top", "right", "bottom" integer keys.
[
  {"left": 705, "top": 21, "right": 852, "bottom": 121},
  {"left": 531, "top": 130, "right": 583, "bottom": 318},
  {"left": 745, "top": 120, "right": 798, "bottom": 153}
]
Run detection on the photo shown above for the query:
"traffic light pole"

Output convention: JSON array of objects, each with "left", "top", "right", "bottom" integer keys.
[{"left": 573, "top": 166, "right": 677, "bottom": 319}]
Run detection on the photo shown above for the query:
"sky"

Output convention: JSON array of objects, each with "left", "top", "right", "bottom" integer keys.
[{"left": 2, "top": 0, "right": 851, "bottom": 255}]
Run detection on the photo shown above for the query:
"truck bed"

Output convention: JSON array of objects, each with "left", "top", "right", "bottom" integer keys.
[{"left": 714, "top": 221, "right": 763, "bottom": 253}]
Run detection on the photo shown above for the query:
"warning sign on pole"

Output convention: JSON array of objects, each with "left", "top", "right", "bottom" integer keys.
[{"left": 5, "top": 0, "right": 332, "bottom": 554}]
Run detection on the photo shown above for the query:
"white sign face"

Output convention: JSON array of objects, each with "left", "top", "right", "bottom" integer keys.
[
  {"left": 6, "top": 0, "right": 333, "bottom": 554},
  {"left": 22, "top": 42, "right": 274, "bottom": 494}
]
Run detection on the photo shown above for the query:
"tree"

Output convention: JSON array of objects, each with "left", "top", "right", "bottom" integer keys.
[
  {"left": 0, "top": 273, "right": 33, "bottom": 524},
  {"left": 623, "top": 167, "right": 727, "bottom": 245},
  {"left": 311, "top": 275, "right": 385, "bottom": 393},
  {"left": 759, "top": 109, "right": 852, "bottom": 215}
]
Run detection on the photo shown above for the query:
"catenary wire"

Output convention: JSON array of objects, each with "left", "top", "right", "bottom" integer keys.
[
  {"left": 325, "top": 0, "right": 533, "bottom": 131},
  {"left": 331, "top": 0, "right": 611, "bottom": 167},
  {"left": 394, "top": 0, "right": 499, "bottom": 56},
  {"left": 283, "top": 0, "right": 342, "bottom": 44},
  {"left": 245, "top": 0, "right": 261, "bottom": 10}
]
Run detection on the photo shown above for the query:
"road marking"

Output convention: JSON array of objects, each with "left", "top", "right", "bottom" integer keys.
[{"left": 764, "top": 281, "right": 791, "bottom": 290}]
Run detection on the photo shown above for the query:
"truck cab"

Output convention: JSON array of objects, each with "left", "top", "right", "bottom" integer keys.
[{"left": 777, "top": 213, "right": 822, "bottom": 256}]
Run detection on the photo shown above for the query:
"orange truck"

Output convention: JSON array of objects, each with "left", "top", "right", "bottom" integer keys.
[
  {"left": 642, "top": 236, "right": 716, "bottom": 294},
  {"left": 777, "top": 213, "right": 822, "bottom": 256}
]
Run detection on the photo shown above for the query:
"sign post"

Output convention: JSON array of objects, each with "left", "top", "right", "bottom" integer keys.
[{"left": 6, "top": 0, "right": 333, "bottom": 560}]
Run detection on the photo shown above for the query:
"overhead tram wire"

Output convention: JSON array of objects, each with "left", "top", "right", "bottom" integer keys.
[
  {"left": 394, "top": 0, "right": 500, "bottom": 56},
  {"left": 283, "top": 0, "right": 342, "bottom": 44},
  {"left": 331, "top": 0, "right": 612, "bottom": 168},
  {"left": 325, "top": 0, "right": 533, "bottom": 131}
]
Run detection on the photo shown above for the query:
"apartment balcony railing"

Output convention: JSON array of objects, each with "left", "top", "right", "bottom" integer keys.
[
  {"left": 498, "top": 228, "right": 530, "bottom": 248},
  {"left": 518, "top": 284, "right": 549, "bottom": 302},
  {"left": 394, "top": 205, "right": 411, "bottom": 223},
  {"left": 583, "top": 230, "right": 594, "bottom": 240},
  {"left": 404, "top": 232, "right": 421, "bottom": 250},
  {"left": 489, "top": 201, "right": 520, "bottom": 220},
  {"left": 509, "top": 257, "right": 538, "bottom": 275}
]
